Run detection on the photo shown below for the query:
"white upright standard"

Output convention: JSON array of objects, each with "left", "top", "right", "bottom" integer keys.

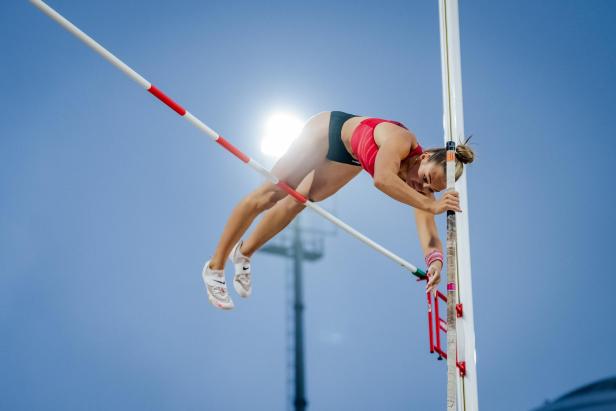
[{"left": 438, "top": 1, "right": 479, "bottom": 410}]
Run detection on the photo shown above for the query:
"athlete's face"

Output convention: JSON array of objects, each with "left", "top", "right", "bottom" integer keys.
[{"left": 408, "top": 154, "right": 446, "bottom": 194}]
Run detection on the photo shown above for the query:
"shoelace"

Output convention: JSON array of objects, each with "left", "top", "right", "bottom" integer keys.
[
  {"left": 207, "top": 278, "right": 228, "bottom": 298},
  {"left": 211, "top": 285, "right": 227, "bottom": 298}
]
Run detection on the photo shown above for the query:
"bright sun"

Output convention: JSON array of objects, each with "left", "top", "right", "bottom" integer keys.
[{"left": 260, "top": 112, "right": 304, "bottom": 158}]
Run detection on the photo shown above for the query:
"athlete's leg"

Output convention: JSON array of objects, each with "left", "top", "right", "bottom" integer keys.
[
  {"left": 208, "top": 112, "right": 330, "bottom": 270},
  {"left": 239, "top": 172, "right": 314, "bottom": 256},
  {"left": 241, "top": 160, "right": 361, "bottom": 256}
]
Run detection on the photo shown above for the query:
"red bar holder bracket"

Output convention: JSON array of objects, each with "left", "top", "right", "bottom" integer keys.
[{"left": 427, "top": 289, "right": 466, "bottom": 377}]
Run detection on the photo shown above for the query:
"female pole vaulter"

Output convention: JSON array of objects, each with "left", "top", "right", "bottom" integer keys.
[
  {"left": 203, "top": 111, "right": 474, "bottom": 310},
  {"left": 25, "top": 2, "right": 474, "bottom": 310}
]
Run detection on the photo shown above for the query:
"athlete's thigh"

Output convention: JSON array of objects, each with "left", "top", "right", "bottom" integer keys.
[
  {"left": 267, "top": 170, "right": 315, "bottom": 213},
  {"left": 308, "top": 160, "right": 361, "bottom": 201},
  {"left": 270, "top": 112, "right": 330, "bottom": 188}
]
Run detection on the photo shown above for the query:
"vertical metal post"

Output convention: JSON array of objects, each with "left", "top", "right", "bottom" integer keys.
[
  {"left": 438, "top": 0, "right": 479, "bottom": 410},
  {"left": 446, "top": 141, "right": 459, "bottom": 411},
  {"left": 260, "top": 215, "right": 326, "bottom": 411},
  {"left": 292, "top": 220, "right": 307, "bottom": 411}
]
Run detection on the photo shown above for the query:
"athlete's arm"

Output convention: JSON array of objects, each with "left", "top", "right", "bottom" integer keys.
[
  {"left": 414, "top": 195, "right": 443, "bottom": 253},
  {"left": 372, "top": 130, "right": 434, "bottom": 213},
  {"left": 414, "top": 197, "right": 443, "bottom": 294}
]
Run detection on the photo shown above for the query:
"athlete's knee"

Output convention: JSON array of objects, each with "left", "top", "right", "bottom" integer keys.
[
  {"left": 246, "top": 184, "right": 286, "bottom": 212},
  {"left": 282, "top": 196, "right": 306, "bottom": 213}
]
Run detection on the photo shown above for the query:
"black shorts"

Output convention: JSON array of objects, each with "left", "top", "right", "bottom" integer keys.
[{"left": 326, "top": 111, "right": 361, "bottom": 166}]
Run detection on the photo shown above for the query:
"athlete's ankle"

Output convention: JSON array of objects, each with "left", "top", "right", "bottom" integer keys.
[
  {"left": 208, "top": 259, "right": 225, "bottom": 271},
  {"left": 239, "top": 242, "right": 254, "bottom": 258}
]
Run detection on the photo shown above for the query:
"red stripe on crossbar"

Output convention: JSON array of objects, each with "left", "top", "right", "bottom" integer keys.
[
  {"left": 148, "top": 85, "right": 186, "bottom": 116},
  {"left": 216, "top": 136, "right": 250, "bottom": 163},
  {"left": 276, "top": 181, "right": 307, "bottom": 204}
]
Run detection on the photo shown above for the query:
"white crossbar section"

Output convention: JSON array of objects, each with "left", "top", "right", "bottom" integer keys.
[
  {"left": 306, "top": 202, "right": 419, "bottom": 272},
  {"left": 30, "top": 0, "right": 150, "bottom": 89}
]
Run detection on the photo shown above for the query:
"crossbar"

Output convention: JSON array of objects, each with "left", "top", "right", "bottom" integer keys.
[{"left": 30, "top": 0, "right": 427, "bottom": 280}]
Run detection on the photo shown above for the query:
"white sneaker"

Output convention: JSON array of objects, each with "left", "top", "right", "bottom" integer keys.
[
  {"left": 229, "top": 240, "right": 252, "bottom": 298},
  {"left": 202, "top": 260, "right": 234, "bottom": 310}
]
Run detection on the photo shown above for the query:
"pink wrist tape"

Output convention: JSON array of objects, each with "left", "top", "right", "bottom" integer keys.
[{"left": 425, "top": 249, "right": 443, "bottom": 267}]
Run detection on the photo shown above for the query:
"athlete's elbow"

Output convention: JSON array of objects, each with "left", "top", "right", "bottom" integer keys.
[{"left": 373, "top": 174, "right": 389, "bottom": 191}]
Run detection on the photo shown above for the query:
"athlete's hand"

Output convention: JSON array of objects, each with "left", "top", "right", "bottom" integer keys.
[
  {"left": 431, "top": 191, "right": 462, "bottom": 214},
  {"left": 426, "top": 261, "right": 442, "bottom": 296}
]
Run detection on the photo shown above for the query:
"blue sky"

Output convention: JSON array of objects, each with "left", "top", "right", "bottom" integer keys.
[{"left": 1, "top": 1, "right": 615, "bottom": 410}]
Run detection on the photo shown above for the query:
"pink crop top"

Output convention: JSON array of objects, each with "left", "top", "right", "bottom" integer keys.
[{"left": 350, "top": 118, "right": 423, "bottom": 177}]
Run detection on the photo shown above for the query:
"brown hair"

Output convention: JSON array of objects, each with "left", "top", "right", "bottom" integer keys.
[{"left": 424, "top": 136, "right": 475, "bottom": 181}]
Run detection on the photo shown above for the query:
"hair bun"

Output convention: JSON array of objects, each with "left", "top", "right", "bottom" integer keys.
[
  {"left": 455, "top": 135, "right": 475, "bottom": 165},
  {"left": 456, "top": 145, "right": 474, "bottom": 165}
]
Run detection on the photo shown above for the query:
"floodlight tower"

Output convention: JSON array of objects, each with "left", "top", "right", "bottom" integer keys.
[{"left": 260, "top": 216, "right": 325, "bottom": 411}]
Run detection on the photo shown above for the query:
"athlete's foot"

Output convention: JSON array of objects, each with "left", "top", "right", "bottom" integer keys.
[
  {"left": 229, "top": 240, "right": 252, "bottom": 298},
  {"left": 202, "top": 260, "right": 234, "bottom": 310}
]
